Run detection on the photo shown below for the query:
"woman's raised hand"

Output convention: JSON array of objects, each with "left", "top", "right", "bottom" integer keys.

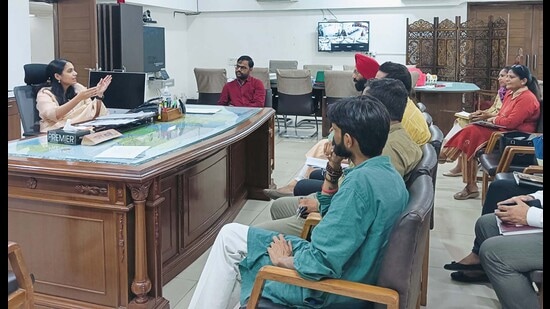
[{"left": 95, "top": 75, "right": 112, "bottom": 96}]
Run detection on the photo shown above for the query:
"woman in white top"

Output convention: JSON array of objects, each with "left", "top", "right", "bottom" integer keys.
[{"left": 36, "top": 59, "right": 112, "bottom": 132}]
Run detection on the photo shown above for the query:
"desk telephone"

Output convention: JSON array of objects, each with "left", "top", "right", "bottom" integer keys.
[{"left": 128, "top": 97, "right": 162, "bottom": 113}]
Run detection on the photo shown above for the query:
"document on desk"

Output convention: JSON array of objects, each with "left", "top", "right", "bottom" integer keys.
[
  {"left": 95, "top": 145, "right": 150, "bottom": 159},
  {"left": 96, "top": 111, "right": 156, "bottom": 119},
  {"left": 186, "top": 107, "right": 221, "bottom": 114},
  {"left": 78, "top": 112, "right": 156, "bottom": 127}
]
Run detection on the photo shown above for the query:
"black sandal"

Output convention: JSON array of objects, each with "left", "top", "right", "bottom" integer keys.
[
  {"left": 444, "top": 261, "right": 483, "bottom": 271},
  {"left": 450, "top": 271, "right": 489, "bottom": 283}
]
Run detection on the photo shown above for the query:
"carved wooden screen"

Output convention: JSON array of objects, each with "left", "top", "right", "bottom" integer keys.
[{"left": 406, "top": 16, "right": 507, "bottom": 110}]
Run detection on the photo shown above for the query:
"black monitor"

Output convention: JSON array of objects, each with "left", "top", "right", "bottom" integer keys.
[
  {"left": 143, "top": 26, "right": 166, "bottom": 73},
  {"left": 88, "top": 71, "right": 146, "bottom": 110}
]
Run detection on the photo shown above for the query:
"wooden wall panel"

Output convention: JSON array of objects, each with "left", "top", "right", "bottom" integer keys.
[{"left": 54, "top": 0, "right": 98, "bottom": 87}]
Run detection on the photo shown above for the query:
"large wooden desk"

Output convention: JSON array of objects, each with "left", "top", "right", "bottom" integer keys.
[
  {"left": 414, "top": 82, "right": 480, "bottom": 135},
  {"left": 8, "top": 106, "right": 275, "bottom": 309}
]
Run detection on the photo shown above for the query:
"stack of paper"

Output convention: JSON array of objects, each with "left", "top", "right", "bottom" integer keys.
[{"left": 454, "top": 111, "right": 470, "bottom": 120}]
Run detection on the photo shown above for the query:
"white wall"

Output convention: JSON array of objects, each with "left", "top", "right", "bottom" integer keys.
[
  {"left": 8, "top": 0, "right": 31, "bottom": 91},
  {"left": 10, "top": 0, "right": 537, "bottom": 100},
  {"left": 146, "top": 5, "right": 467, "bottom": 100}
]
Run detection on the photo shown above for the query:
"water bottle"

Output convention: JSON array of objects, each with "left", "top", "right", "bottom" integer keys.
[{"left": 161, "top": 86, "right": 172, "bottom": 108}]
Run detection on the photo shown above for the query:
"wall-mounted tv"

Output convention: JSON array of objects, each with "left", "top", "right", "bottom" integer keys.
[{"left": 318, "top": 21, "right": 370, "bottom": 52}]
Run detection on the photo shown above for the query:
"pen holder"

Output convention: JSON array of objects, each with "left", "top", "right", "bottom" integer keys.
[{"left": 159, "top": 108, "right": 183, "bottom": 122}]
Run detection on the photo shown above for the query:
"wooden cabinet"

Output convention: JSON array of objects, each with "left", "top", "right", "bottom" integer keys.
[
  {"left": 468, "top": 2, "right": 544, "bottom": 80},
  {"left": 8, "top": 97, "right": 21, "bottom": 141}
]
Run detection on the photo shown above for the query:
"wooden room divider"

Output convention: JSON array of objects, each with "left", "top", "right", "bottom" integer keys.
[{"left": 406, "top": 16, "right": 508, "bottom": 111}]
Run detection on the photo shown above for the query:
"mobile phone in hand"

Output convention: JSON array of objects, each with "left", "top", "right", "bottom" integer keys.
[{"left": 499, "top": 199, "right": 542, "bottom": 208}]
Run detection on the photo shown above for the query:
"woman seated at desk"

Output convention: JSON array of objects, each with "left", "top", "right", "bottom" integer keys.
[{"left": 36, "top": 58, "right": 112, "bottom": 132}]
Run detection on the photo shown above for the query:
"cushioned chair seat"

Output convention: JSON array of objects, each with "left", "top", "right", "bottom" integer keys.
[
  {"left": 8, "top": 270, "right": 18, "bottom": 295},
  {"left": 478, "top": 152, "right": 536, "bottom": 176}
]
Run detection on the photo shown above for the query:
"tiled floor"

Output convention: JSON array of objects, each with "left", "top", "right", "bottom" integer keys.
[{"left": 163, "top": 129, "right": 500, "bottom": 308}]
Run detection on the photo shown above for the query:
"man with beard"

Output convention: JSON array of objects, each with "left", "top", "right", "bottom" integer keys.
[
  {"left": 254, "top": 78, "right": 422, "bottom": 237},
  {"left": 189, "top": 95, "right": 408, "bottom": 309},
  {"left": 218, "top": 55, "right": 266, "bottom": 107}
]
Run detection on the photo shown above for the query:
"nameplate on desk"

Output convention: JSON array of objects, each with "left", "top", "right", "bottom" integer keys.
[
  {"left": 81, "top": 129, "right": 122, "bottom": 146},
  {"left": 47, "top": 129, "right": 91, "bottom": 145}
]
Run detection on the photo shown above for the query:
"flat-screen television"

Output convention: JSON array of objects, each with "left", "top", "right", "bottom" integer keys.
[
  {"left": 143, "top": 26, "right": 166, "bottom": 73},
  {"left": 318, "top": 21, "right": 370, "bottom": 52},
  {"left": 88, "top": 71, "right": 146, "bottom": 110}
]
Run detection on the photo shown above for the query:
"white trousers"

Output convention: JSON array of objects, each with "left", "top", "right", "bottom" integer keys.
[{"left": 188, "top": 223, "right": 250, "bottom": 309}]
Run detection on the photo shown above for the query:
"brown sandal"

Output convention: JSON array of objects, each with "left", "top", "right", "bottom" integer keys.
[{"left": 453, "top": 188, "right": 479, "bottom": 200}]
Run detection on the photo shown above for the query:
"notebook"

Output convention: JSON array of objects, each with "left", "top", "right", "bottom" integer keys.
[{"left": 471, "top": 120, "right": 507, "bottom": 129}]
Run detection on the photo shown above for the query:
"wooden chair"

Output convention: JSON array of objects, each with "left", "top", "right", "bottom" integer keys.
[
  {"left": 478, "top": 132, "right": 541, "bottom": 204},
  {"left": 478, "top": 100, "right": 543, "bottom": 203},
  {"left": 8, "top": 241, "right": 34, "bottom": 309},
  {"left": 244, "top": 175, "right": 434, "bottom": 309}
]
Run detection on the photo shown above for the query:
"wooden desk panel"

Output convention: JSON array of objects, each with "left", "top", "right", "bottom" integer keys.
[{"left": 8, "top": 107, "right": 275, "bottom": 308}]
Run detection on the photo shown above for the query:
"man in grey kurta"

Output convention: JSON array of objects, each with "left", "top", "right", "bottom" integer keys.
[{"left": 189, "top": 95, "right": 408, "bottom": 309}]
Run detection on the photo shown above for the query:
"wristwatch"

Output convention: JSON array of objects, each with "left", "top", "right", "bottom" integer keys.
[{"left": 93, "top": 95, "right": 104, "bottom": 101}]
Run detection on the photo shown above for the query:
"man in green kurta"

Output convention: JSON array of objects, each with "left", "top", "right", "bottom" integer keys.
[
  {"left": 255, "top": 78, "right": 422, "bottom": 237},
  {"left": 188, "top": 95, "right": 408, "bottom": 309}
]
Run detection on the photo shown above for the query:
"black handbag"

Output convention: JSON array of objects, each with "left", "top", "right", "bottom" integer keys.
[{"left": 498, "top": 131, "right": 536, "bottom": 166}]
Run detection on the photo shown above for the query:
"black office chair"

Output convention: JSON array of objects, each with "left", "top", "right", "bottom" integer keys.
[
  {"left": 250, "top": 67, "right": 273, "bottom": 108},
  {"left": 275, "top": 69, "right": 318, "bottom": 139},
  {"left": 193, "top": 68, "right": 227, "bottom": 105},
  {"left": 13, "top": 63, "right": 49, "bottom": 137}
]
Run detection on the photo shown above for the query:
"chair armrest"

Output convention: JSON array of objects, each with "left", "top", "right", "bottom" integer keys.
[
  {"left": 8, "top": 241, "right": 35, "bottom": 308},
  {"left": 300, "top": 212, "right": 321, "bottom": 240},
  {"left": 523, "top": 165, "right": 543, "bottom": 174},
  {"left": 495, "top": 146, "right": 535, "bottom": 173},
  {"left": 246, "top": 265, "right": 399, "bottom": 309},
  {"left": 484, "top": 131, "right": 505, "bottom": 154}
]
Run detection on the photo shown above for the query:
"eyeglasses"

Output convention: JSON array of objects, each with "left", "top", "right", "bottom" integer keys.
[{"left": 235, "top": 65, "right": 249, "bottom": 71}]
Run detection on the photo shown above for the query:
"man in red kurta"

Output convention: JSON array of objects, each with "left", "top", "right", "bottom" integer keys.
[{"left": 218, "top": 55, "right": 265, "bottom": 107}]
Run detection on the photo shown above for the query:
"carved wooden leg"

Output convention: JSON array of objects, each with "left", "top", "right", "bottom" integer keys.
[{"left": 128, "top": 182, "right": 153, "bottom": 307}]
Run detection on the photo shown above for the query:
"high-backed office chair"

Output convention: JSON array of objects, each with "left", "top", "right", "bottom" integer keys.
[
  {"left": 268, "top": 60, "right": 298, "bottom": 74},
  {"left": 276, "top": 69, "right": 318, "bottom": 139},
  {"left": 13, "top": 63, "right": 49, "bottom": 137},
  {"left": 243, "top": 174, "right": 434, "bottom": 309},
  {"left": 343, "top": 64, "right": 355, "bottom": 71},
  {"left": 250, "top": 67, "right": 273, "bottom": 108},
  {"left": 416, "top": 102, "right": 427, "bottom": 112},
  {"left": 193, "top": 68, "right": 227, "bottom": 105},
  {"left": 8, "top": 241, "right": 35, "bottom": 309},
  {"left": 324, "top": 70, "right": 360, "bottom": 104},
  {"left": 302, "top": 64, "right": 333, "bottom": 80},
  {"left": 404, "top": 141, "right": 439, "bottom": 307},
  {"left": 321, "top": 70, "right": 361, "bottom": 134}
]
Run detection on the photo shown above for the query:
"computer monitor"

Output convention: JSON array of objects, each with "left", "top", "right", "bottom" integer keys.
[{"left": 88, "top": 71, "right": 146, "bottom": 110}]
